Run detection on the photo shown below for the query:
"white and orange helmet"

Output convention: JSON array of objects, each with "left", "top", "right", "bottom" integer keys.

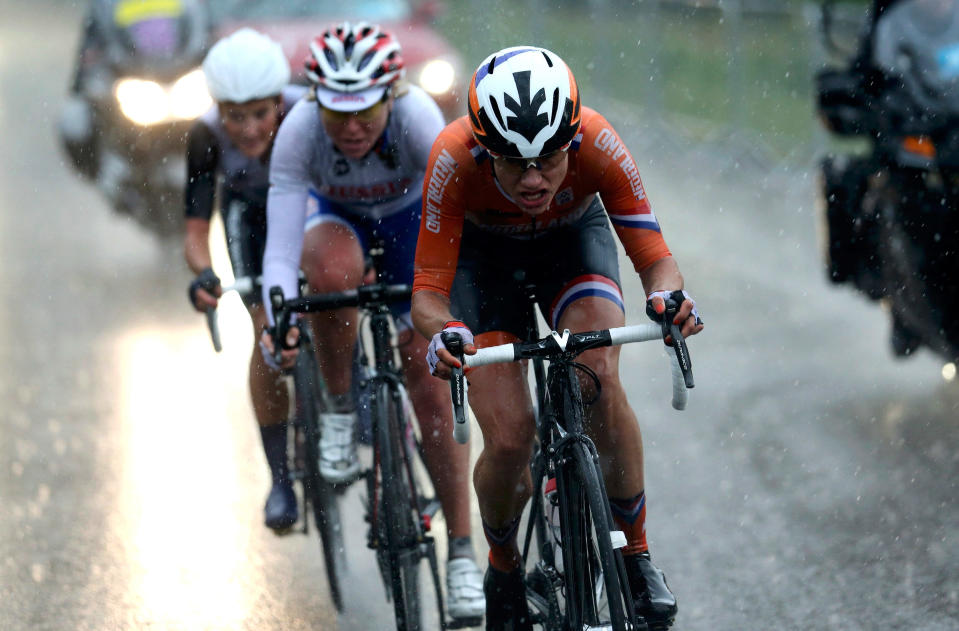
[{"left": 468, "top": 46, "right": 581, "bottom": 158}]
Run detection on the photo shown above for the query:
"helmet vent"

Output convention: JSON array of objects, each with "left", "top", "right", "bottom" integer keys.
[
  {"left": 358, "top": 50, "right": 375, "bottom": 71},
  {"left": 487, "top": 56, "right": 497, "bottom": 75},
  {"left": 344, "top": 33, "right": 355, "bottom": 58},
  {"left": 550, "top": 88, "right": 559, "bottom": 124},
  {"left": 541, "top": 51, "right": 553, "bottom": 67}
]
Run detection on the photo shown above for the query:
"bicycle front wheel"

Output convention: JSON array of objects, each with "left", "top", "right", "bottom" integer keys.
[
  {"left": 373, "top": 382, "right": 423, "bottom": 630},
  {"left": 294, "top": 343, "right": 346, "bottom": 612},
  {"left": 557, "top": 440, "right": 636, "bottom": 630}
]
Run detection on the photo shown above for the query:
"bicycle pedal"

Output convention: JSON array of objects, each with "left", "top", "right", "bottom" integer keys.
[{"left": 444, "top": 615, "right": 483, "bottom": 629}]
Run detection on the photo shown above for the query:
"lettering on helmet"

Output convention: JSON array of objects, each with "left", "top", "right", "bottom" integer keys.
[
  {"left": 332, "top": 94, "right": 367, "bottom": 103},
  {"left": 424, "top": 149, "right": 458, "bottom": 233},
  {"left": 594, "top": 128, "right": 646, "bottom": 201}
]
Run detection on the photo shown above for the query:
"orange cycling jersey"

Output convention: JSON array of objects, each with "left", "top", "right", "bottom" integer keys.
[{"left": 413, "top": 107, "right": 672, "bottom": 297}]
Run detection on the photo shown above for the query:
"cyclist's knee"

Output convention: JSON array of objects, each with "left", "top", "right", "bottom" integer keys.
[
  {"left": 578, "top": 348, "right": 623, "bottom": 399},
  {"left": 302, "top": 228, "right": 364, "bottom": 292},
  {"left": 480, "top": 426, "right": 535, "bottom": 469}
]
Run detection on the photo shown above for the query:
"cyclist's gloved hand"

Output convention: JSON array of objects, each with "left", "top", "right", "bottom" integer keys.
[
  {"left": 646, "top": 289, "right": 704, "bottom": 340},
  {"left": 258, "top": 325, "right": 300, "bottom": 372},
  {"left": 189, "top": 267, "right": 221, "bottom": 311},
  {"left": 427, "top": 320, "right": 473, "bottom": 378}
]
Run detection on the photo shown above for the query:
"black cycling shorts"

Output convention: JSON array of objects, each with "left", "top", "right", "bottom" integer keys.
[
  {"left": 221, "top": 191, "right": 267, "bottom": 306},
  {"left": 450, "top": 195, "right": 624, "bottom": 339}
]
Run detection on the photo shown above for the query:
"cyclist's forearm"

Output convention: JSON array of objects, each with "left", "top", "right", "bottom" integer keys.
[
  {"left": 184, "top": 218, "right": 213, "bottom": 274},
  {"left": 638, "top": 255, "right": 684, "bottom": 295},
  {"left": 411, "top": 289, "right": 455, "bottom": 339}
]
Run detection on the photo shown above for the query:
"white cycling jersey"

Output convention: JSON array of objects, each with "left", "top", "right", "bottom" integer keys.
[{"left": 262, "top": 84, "right": 445, "bottom": 313}]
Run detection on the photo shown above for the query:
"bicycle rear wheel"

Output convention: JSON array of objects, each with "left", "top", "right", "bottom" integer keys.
[
  {"left": 372, "top": 381, "right": 441, "bottom": 631},
  {"left": 293, "top": 343, "right": 346, "bottom": 612},
  {"left": 557, "top": 440, "right": 636, "bottom": 630}
]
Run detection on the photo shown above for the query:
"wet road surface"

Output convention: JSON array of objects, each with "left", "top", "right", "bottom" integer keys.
[{"left": 2, "top": 2, "right": 958, "bottom": 630}]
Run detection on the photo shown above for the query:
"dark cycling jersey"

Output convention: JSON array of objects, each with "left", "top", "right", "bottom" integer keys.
[{"left": 185, "top": 85, "right": 307, "bottom": 221}]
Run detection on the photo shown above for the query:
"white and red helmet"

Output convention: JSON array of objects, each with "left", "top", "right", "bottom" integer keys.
[
  {"left": 468, "top": 46, "right": 581, "bottom": 158},
  {"left": 305, "top": 22, "right": 405, "bottom": 112}
]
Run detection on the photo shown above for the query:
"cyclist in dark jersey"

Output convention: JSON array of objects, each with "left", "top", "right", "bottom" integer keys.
[
  {"left": 184, "top": 28, "right": 307, "bottom": 532},
  {"left": 413, "top": 46, "right": 704, "bottom": 630}
]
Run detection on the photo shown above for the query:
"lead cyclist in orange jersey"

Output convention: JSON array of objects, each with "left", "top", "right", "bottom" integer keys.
[{"left": 411, "top": 46, "right": 703, "bottom": 631}]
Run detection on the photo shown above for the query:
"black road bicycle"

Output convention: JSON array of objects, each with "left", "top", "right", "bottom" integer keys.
[
  {"left": 204, "top": 275, "right": 347, "bottom": 612},
  {"left": 445, "top": 289, "right": 692, "bottom": 631},
  {"left": 269, "top": 241, "right": 473, "bottom": 631}
]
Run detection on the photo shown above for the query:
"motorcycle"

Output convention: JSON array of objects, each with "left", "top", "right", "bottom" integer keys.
[
  {"left": 815, "top": 0, "right": 959, "bottom": 363},
  {"left": 61, "top": 0, "right": 212, "bottom": 238}
]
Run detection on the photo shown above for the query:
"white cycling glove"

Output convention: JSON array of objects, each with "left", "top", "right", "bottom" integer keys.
[
  {"left": 427, "top": 320, "right": 473, "bottom": 376},
  {"left": 258, "top": 336, "right": 282, "bottom": 371},
  {"left": 646, "top": 289, "right": 702, "bottom": 325}
]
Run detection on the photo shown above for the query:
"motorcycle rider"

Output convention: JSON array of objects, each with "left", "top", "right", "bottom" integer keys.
[
  {"left": 58, "top": 0, "right": 209, "bottom": 182},
  {"left": 258, "top": 22, "right": 485, "bottom": 622},
  {"left": 184, "top": 28, "right": 307, "bottom": 531},
  {"left": 818, "top": 0, "right": 959, "bottom": 357},
  {"left": 412, "top": 46, "right": 703, "bottom": 630}
]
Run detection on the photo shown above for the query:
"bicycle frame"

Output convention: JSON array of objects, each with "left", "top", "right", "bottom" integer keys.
[
  {"left": 269, "top": 246, "right": 451, "bottom": 631},
  {"left": 516, "top": 295, "right": 636, "bottom": 629},
  {"left": 448, "top": 289, "right": 692, "bottom": 630}
]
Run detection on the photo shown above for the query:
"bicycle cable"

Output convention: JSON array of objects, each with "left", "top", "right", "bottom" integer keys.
[{"left": 547, "top": 360, "right": 602, "bottom": 406}]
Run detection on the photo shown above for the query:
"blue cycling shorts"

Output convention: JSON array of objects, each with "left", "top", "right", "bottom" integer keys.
[{"left": 305, "top": 193, "right": 421, "bottom": 325}]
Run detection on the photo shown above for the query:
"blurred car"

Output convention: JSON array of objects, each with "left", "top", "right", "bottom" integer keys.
[{"left": 208, "top": 0, "right": 465, "bottom": 120}]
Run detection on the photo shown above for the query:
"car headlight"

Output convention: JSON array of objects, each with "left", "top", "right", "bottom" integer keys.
[
  {"left": 115, "top": 78, "right": 168, "bottom": 126},
  {"left": 418, "top": 59, "right": 456, "bottom": 96},
  {"left": 115, "top": 69, "right": 212, "bottom": 126},
  {"left": 170, "top": 68, "right": 213, "bottom": 120}
]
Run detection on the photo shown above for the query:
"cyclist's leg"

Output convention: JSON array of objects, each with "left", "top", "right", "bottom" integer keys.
[
  {"left": 462, "top": 360, "right": 536, "bottom": 631},
  {"left": 447, "top": 231, "right": 536, "bottom": 556},
  {"left": 555, "top": 295, "right": 642, "bottom": 499},
  {"left": 301, "top": 212, "right": 364, "bottom": 398},
  {"left": 448, "top": 222, "right": 541, "bottom": 629},
  {"left": 301, "top": 213, "right": 365, "bottom": 482},
  {"left": 375, "top": 203, "right": 485, "bottom": 619},
  {"left": 224, "top": 196, "right": 296, "bottom": 528},
  {"left": 249, "top": 302, "right": 298, "bottom": 528},
  {"left": 543, "top": 198, "right": 677, "bottom": 628}
]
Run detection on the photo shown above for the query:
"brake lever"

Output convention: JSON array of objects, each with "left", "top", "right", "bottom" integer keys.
[
  {"left": 269, "top": 286, "right": 293, "bottom": 367},
  {"left": 441, "top": 331, "right": 470, "bottom": 444},
  {"left": 663, "top": 298, "right": 695, "bottom": 389},
  {"left": 206, "top": 307, "right": 222, "bottom": 353}
]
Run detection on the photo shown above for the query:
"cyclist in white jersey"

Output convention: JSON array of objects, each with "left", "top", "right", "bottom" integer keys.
[
  {"left": 259, "top": 22, "right": 485, "bottom": 622},
  {"left": 184, "top": 29, "right": 306, "bottom": 531}
]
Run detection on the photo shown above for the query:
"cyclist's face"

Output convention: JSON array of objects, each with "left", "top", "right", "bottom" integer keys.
[
  {"left": 320, "top": 96, "right": 391, "bottom": 160},
  {"left": 219, "top": 97, "right": 282, "bottom": 159},
  {"left": 492, "top": 150, "right": 569, "bottom": 216}
]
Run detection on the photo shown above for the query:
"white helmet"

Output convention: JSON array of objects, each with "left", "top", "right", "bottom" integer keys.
[
  {"left": 305, "top": 22, "right": 405, "bottom": 112},
  {"left": 202, "top": 28, "right": 290, "bottom": 103},
  {"left": 468, "top": 46, "right": 581, "bottom": 158}
]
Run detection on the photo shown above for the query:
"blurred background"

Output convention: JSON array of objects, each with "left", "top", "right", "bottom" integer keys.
[{"left": 2, "top": 0, "right": 957, "bottom": 629}]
